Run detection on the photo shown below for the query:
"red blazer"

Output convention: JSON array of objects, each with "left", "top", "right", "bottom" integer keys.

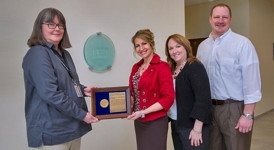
[{"left": 129, "top": 54, "right": 175, "bottom": 121}]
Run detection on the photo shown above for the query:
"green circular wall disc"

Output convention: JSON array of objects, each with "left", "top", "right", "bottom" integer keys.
[{"left": 83, "top": 32, "right": 115, "bottom": 72}]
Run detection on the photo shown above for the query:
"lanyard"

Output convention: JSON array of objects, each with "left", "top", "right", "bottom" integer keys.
[
  {"left": 48, "top": 46, "right": 84, "bottom": 97},
  {"left": 51, "top": 49, "right": 75, "bottom": 82}
]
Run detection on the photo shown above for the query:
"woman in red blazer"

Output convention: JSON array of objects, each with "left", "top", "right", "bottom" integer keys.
[{"left": 126, "top": 29, "right": 175, "bottom": 150}]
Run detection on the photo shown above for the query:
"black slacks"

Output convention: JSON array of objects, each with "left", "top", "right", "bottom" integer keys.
[{"left": 170, "top": 119, "right": 210, "bottom": 150}]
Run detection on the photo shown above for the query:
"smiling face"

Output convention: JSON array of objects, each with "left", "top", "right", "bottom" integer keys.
[
  {"left": 209, "top": 6, "right": 232, "bottom": 38},
  {"left": 134, "top": 37, "right": 154, "bottom": 60},
  {"left": 42, "top": 16, "right": 64, "bottom": 48},
  {"left": 167, "top": 38, "right": 187, "bottom": 65}
]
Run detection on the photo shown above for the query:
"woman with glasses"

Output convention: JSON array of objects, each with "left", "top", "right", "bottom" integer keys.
[{"left": 22, "top": 8, "right": 98, "bottom": 150}]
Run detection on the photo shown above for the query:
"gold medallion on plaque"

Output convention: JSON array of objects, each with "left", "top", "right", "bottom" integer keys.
[{"left": 100, "top": 99, "right": 109, "bottom": 108}]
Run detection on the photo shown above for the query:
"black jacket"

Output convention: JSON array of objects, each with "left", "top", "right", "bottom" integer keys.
[{"left": 175, "top": 61, "right": 212, "bottom": 128}]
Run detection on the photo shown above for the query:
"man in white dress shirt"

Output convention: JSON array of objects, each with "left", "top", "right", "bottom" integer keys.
[{"left": 197, "top": 3, "right": 262, "bottom": 150}]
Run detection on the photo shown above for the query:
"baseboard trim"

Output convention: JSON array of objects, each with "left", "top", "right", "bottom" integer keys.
[{"left": 255, "top": 108, "right": 274, "bottom": 120}]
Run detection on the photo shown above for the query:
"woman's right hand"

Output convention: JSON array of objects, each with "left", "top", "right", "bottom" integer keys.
[{"left": 83, "top": 112, "right": 99, "bottom": 123}]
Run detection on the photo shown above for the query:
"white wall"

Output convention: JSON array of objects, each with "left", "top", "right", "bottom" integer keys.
[{"left": 0, "top": 0, "right": 185, "bottom": 149}]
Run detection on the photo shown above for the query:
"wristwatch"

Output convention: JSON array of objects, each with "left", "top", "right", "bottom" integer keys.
[
  {"left": 141, "top": 110, "right": 145, "bottom": 118},
  {"left": 243, "top": 113, "right": 254, "bottom": 119}
]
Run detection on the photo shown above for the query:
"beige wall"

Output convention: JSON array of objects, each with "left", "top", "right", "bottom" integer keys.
[
  {"left": 249, "top": 0, "right": 274, "bottom": 115},
  {"left": 186, "top": 0, "right": 249, "bottom": 39},
  {"left": 186, "top": 0, "right": 274, "bottom": 116},
  {"left": 0, "top": 0, "right": 184, "bottom": 149}
]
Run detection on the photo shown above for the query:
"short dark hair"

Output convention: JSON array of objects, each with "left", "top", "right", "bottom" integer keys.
[
  {"left": 210, "top": 3, "right": 232, "bottom": 17},
  {"left": 27, "top": 8, "right": 71, "bottom": 48}
]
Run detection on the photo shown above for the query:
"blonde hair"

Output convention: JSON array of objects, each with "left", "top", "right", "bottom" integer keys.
[{"left": 131, "top": 29, "right": 155, "bottom": 51}]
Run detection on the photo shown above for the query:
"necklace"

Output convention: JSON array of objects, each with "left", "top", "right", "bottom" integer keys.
[
  {"left": 173, "top": 61, "right": 186, "bottom": 79},
  {"left": 140, "top": 64, "right": 149, "bottom": 71}
]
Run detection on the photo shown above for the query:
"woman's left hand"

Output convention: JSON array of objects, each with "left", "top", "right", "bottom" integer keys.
[
  {"left": 189, "top": 129, "right": 203, "bottom": 147},
  {"left": 126, "top": 111, "right": 142, "bottom": 120}
]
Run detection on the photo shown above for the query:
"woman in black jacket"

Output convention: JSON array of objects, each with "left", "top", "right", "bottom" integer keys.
[{"left": 165, "top": 34, "right": 212, "bottom": 150}]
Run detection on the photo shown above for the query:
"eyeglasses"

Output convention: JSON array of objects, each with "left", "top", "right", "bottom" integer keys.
[{"left": 43, "top": 23, "right": 65, "bottom": 30}]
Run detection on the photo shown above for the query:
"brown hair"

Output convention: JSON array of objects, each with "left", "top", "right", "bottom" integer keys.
[
  {"left": 165, "top": 34, "right": 199, "bottom": 72},
  {"left": 210, "top": 3, "right": 232, "bottom": 17},
  {"left": 27, "top": 8, "right": 71, "bottom": 48},
  {"left": 131, "top": 29, "right": 155, "bottom": 51}
]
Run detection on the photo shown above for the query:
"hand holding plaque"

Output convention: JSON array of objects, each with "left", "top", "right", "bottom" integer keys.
[{"left": 91, "top": 86, "right": 131, "bottom": 120}]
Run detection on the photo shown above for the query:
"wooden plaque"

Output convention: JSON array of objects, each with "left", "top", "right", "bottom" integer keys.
[{"left": 91, "top": 86, "right": 131, "bottom": 120}]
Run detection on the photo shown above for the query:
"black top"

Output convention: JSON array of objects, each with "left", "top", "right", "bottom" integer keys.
[{"left": 175, "top": 61, "right": 212, "bottom": 128}]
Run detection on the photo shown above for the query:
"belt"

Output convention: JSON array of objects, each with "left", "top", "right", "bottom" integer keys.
[{"left": 212, "top": 99, "right": 242, "bottom": 105}]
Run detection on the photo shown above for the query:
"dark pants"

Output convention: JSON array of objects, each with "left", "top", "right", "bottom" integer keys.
[
  {"left": 170, "top": 119, "right": 210, "bottom": 150},
  {"left": 210, "top": 101, "right": 252, "bottom": 150},
  {"left": 134, "top": 116, "right": 168, "bottom": 150}
]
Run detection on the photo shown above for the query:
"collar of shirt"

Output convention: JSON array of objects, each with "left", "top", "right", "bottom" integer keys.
[
  {"left": 136, "top": 53, "right": 161, "bottom": 67},
  {"left": 209, "top": 28, "right": 232, "bottom": 42}
]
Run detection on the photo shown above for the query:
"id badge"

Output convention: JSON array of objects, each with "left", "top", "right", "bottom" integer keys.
[{"left": 74, "top": 82, "right": 84, "bottom": 97}]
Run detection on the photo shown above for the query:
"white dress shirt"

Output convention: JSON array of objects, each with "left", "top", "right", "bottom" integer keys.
[
  {"left": 197, "top": 29, "right": 261, "bottom": 104},
  {"left": 168, "top": 79, "right": 177, "bottom": 120}
]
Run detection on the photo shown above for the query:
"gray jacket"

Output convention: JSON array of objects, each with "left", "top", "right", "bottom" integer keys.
[{"left": 22, "top": 43, "right": 91, "bottom": 147}]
